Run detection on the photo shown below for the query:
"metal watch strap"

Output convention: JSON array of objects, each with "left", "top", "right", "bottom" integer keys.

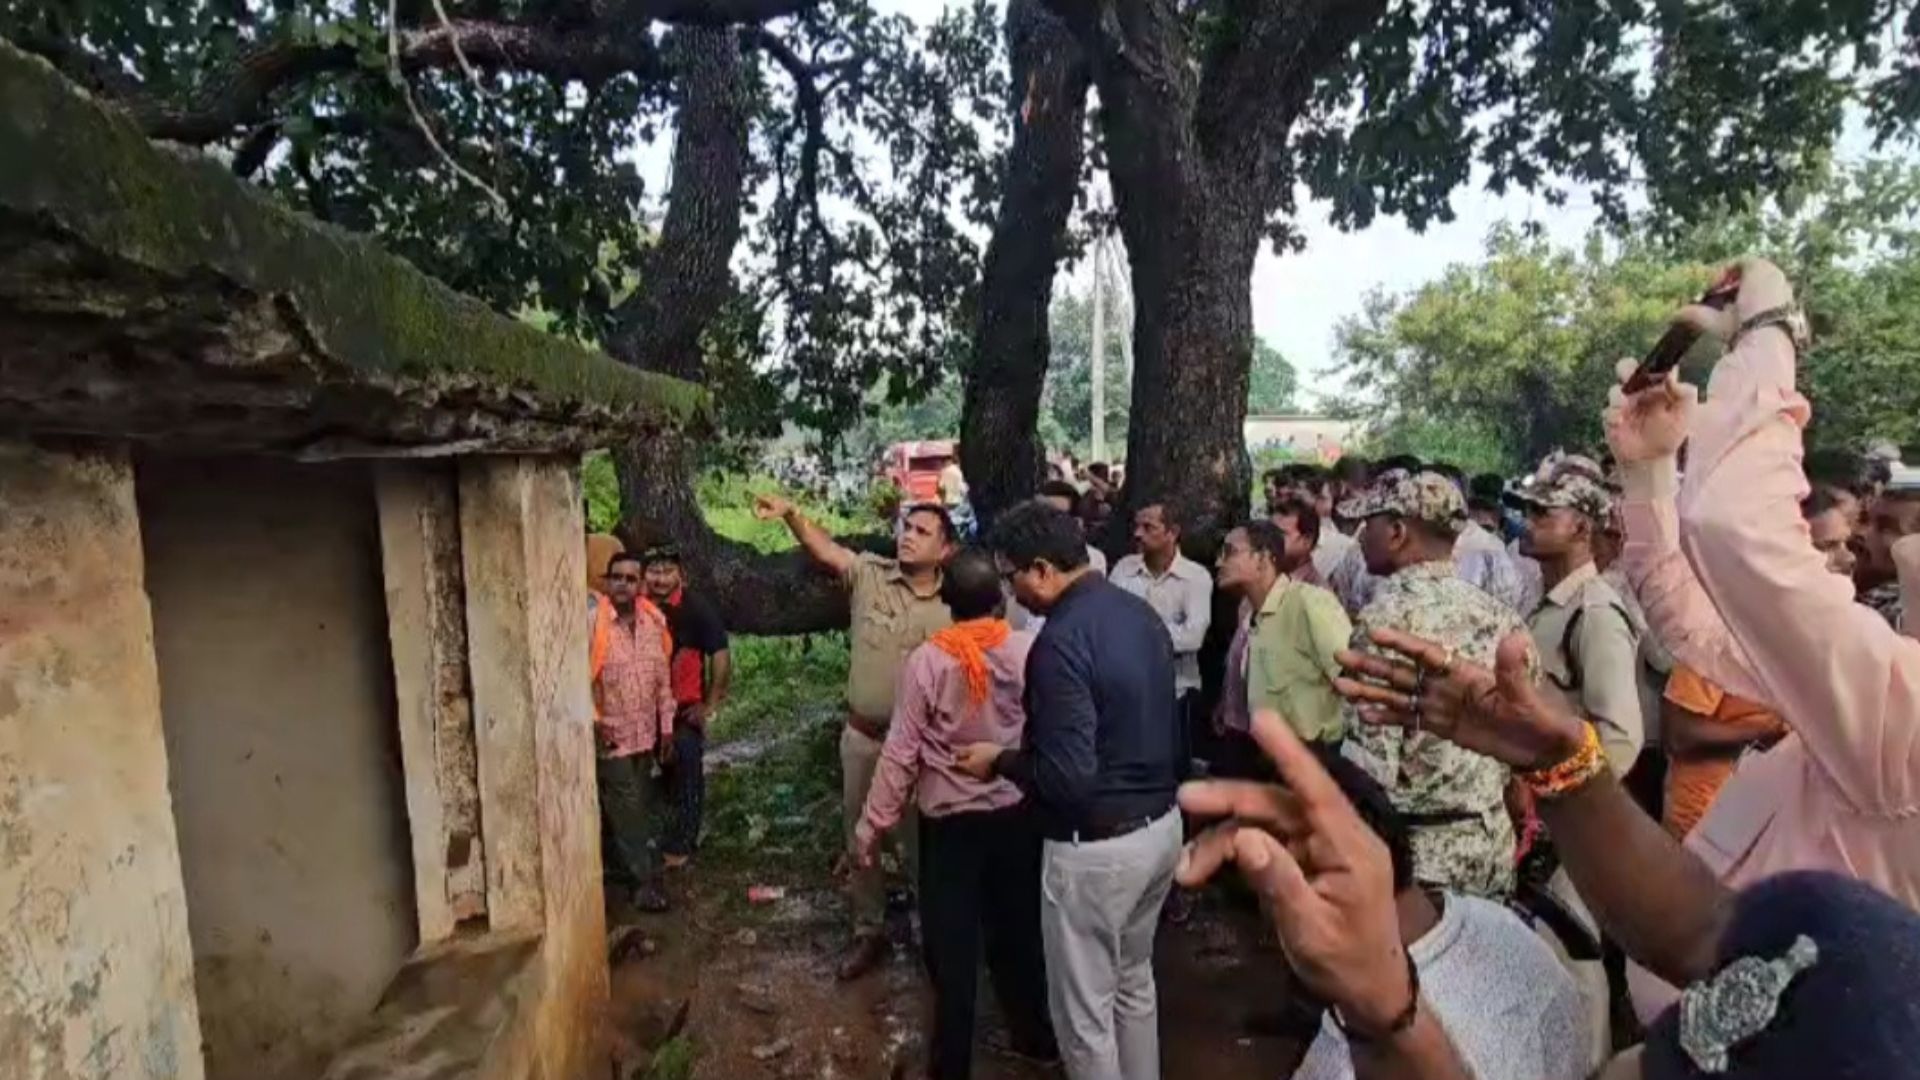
[{"left": 1734, "top": 304, "right": 1810, "bottom": 351}]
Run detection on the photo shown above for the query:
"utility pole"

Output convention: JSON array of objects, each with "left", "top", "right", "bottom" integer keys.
[{"left": 1089, "top": 232, "right": 1106, "bottom": 463}]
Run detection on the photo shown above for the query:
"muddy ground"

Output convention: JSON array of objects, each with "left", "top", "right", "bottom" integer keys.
[{"left": 606, "top": 862, "right": 1313, "bottom": 1080}]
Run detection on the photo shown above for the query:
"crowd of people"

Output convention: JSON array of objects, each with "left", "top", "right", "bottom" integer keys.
[{"left": 584, "top": 257, "right": 1920, "bottom": 1080}]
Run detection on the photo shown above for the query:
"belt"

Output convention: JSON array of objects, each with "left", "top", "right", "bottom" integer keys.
[
  {"left": 846, "top": 712, "right": 889, "bottom": 741},
  {"left": 1054, "top": 806, "right": 1173, "bottom": 844}
]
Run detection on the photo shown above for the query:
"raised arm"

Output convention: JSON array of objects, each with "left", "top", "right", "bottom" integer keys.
[
  {"left": 753, "top": 492, "right": 858, "bottom": 578},
  {"left": 1609, "top": 380, "right": 1769, "bottom": 706},
  {"left": 1336, "top": 629, "right": 1734, "bottom": 988},
  {"left": 1663, "top": 261, "right": 1920, "bottom": 814}
]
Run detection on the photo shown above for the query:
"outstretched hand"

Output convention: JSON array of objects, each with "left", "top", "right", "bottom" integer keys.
[
  {"left": 1175, "top": 711, "right": 1411, "bottom": 1031},
  {"left": 1333, "top": 628, "right": 1585, "bottom": 772},
  {"left": 751, "top": 492, "right": 794, "bottom": 521}
]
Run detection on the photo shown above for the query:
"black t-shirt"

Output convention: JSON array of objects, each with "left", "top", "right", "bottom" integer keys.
[{"left": 660, "top": 589, "right": 728, "bottom": 703}]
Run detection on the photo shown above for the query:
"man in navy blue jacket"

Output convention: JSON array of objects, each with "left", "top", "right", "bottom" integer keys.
[{"left": 958, "top": 501, "right": 1183, "bottom": 1080}]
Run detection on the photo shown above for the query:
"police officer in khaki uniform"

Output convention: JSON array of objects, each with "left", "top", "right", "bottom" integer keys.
[
  {"left": 755, "top": 491, "right": 955, "bottom": 980},
  {"left": 1508, "top": 452, "right": 1647, "bottom": 1072},
  {"left": 1509, "top": 454, "right": 1646, "bottom": 776}
]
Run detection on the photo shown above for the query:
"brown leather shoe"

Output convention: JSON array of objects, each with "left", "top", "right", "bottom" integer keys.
[{"left": 835, "top": 932, "right": 889, "bottom": 982}]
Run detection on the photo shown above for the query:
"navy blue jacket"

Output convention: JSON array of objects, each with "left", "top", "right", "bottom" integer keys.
[{"left": 995, "top": 573, "right": 1181, "bottom": 840}]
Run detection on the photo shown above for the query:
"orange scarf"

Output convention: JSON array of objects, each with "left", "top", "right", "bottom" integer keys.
[{"left": 930, "top": 618, "right": 1011, "bottom": 704}]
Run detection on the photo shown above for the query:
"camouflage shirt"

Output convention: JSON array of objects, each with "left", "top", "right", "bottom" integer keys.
[
  {"left": 1863, "top": 582, "right": 1906, "bottom": 635},
  {"left": 1346, "top": 559, "right": 1531, "bottom": 899}
]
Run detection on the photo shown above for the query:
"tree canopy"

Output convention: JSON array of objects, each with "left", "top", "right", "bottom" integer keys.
[
  {"left": 1337, "top": 161, "right": 1920, "bottom": 473},
  {"left": 19, "top": 0, "right": 1920, "bottom": 626}
]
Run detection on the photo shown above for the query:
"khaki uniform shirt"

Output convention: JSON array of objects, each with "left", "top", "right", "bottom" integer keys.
[
  {"left": 845, "top": 553, "right": 952, "bottom": 724},
  {"left": 1527, "top": 562, "right": 1645, "bottom": 778},
  {"left": 1346, "top": 560, "right": 1528, "bottom": 899},
  {"left": 1246, "top": 578, "right": 1353, "bottom": 744}
]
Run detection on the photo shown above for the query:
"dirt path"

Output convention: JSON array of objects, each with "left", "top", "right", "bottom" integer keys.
[{"left": 607, "top": 866, "right": 1310, "bottom": 1079}]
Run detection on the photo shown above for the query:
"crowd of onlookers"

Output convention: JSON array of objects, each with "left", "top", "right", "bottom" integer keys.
[{"left": 585, "top": 257, "right": 1920, "bottom": 1079}]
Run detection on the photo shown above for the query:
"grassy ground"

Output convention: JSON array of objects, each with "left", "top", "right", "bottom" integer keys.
[{"left": 695, "top": 473, "right": 862, "bottom": 877}]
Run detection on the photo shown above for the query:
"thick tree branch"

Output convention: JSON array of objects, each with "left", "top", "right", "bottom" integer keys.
[
  {"left": 18, "top": 19, "right": 670, "bottom": 144},
  {"left": 634, "top": 0, "right": 817, "bottom": 26},
  {"left": 962, "top": 0, "right": 1092, "bottom": 525},
  {"left": 609, "top": 27, "right": 748, "bottom": 379},
  {"left": 1194, "top": 0, "right": 1386, "bottom": 175},
  {"left": 743, "top": 26, "right": 832, "bottom": 262},
  {"left": 21, "top": 0, "right": 823, "bottom": 146},
  {"left": 605, "top": 25, "right": 856, "bottom": 634}
]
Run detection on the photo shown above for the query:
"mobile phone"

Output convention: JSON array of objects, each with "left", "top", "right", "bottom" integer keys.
[{"left": 1621, "top": 265, "right": 1744, "bottom": 395}]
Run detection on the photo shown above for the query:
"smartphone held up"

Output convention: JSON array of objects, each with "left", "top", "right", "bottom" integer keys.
[{"left": 1621, "top": 264, "right": 1744, "bottom": 395}]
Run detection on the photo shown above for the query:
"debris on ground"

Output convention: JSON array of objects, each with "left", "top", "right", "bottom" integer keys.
[
  {"left": 747, "top": 885, "right": 787, "bottom": 903},
  {"left": 750, "top": 1036, "right": 793, "bottom": 1061}
]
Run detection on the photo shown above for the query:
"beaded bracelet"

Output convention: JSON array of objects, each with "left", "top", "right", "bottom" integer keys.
[{"left": 1518, "top": 722, "right": 1606, "bottom": 800}]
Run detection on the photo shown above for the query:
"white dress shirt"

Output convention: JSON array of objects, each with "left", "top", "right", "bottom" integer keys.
[{"left": 1110, "top": 551, "right": 1214, "bottom": 694}]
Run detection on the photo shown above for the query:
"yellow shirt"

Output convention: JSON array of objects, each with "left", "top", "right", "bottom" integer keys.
[{"left": 1246, "top": 577, "right": 1353, "bottom": 744}]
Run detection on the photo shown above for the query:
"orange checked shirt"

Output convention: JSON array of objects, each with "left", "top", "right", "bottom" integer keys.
[{"left": 590, "top": 594, "right": 675, "bottom": 758}]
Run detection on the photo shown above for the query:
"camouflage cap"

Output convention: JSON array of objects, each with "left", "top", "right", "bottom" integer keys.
[
  {"left": 1336, "top": 468, "right": 1467, "bottom": 534},
  {"left": 1506, "top": 452, "right": 1613, "bottom": 519}
]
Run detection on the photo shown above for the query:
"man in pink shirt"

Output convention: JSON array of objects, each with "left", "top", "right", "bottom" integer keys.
[
  {"left": 1601, "top": 258, "right": 1920, "bottom": 1017},
  {"left": 592, "top": 552, "right": 678, "bottom": 915},
  {"left": 856, "top": 548, "right": 1057, "bottom": 1079}
]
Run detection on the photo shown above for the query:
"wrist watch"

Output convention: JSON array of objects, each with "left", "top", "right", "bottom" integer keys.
[{"left": 1733, "top": 304, "right": 1811, "bottom": 352}]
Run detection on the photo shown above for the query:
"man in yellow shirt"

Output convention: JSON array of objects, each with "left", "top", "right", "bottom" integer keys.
[{"left": 1213, "top": 509, "right": 1353, "bottom": 774}]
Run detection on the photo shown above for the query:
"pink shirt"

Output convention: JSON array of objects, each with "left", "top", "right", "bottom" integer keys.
[
  {"left": 858, "top": 632, "right": 1033, "bottom": 834},
  {"left": 1619, "top": 321, "right": 1920, "bottom": 1016},
  {"left": 593, "top": 605, "right": 675, "bottom": 758}
]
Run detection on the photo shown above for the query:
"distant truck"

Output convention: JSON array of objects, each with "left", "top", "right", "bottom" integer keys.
[{"left": 880, "top": 439, "right": 958, "bottom": 504}]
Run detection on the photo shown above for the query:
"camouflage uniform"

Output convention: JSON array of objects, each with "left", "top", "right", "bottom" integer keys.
[
  {"left": 1862, "top": 582, "right": 1906, "bottom": 635},
  {"left": 1340, "top": 470, "right": 1528, "bottom": 899}
]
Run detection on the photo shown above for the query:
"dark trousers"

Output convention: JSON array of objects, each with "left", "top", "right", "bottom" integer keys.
[
  {"left": 597, "top": 751, "right": 663, "bottom": 894},
  {"left": 918, "top": 806, "right": 1057, "bottom": 1080},
  {"left": 662, "top": 720, "right": 706, "bottom": 857}
]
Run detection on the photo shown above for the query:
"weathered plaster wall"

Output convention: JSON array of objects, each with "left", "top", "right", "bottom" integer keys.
[
  {"left": 460, "top": 456, "right": 607, "bottom": 1080},
  {"left": 138, "top": 457, "right": 416, "bottom": 1080},
  {"left": 0, "top": 441, "right": 205, "bottom": 1080}
]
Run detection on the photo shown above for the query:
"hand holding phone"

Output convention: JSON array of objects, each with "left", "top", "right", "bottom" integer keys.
[{"left": 1621, "top": 265, "right": 1744, "bottom": 395}]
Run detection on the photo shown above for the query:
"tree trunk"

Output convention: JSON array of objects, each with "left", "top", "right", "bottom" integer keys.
[
  {"left": 959, "top": 0, "right": 1090, "bottom": 527},
  {"left": 1110, "top": 189, "right": 1262, "bottom": 553},
  {"left": 608, "top": 27, "right": 855, "bottom": 633},
  {"left": 1047, "top": 0, "right": 1385, "bottom": 555}
]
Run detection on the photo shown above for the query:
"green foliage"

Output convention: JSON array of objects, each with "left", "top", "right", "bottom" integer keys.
[
  {"left": 703, "top": 634, "right": 849, "bottom": 869},
  {"left": 645, "top": 1034, "right": 698, "bottom": 1080},
  {"left": 583, "top": 451, "right": 622, "bottom": 533},
  {"left": 1351, "top": 414, "right": 1518, "bottom": 477},
  {"left": 1044, "top": 287, "right": 1131, "bottom": 456},
  {"left": 1292, "top": 0, "right": 1913, "bottom": 239},
  {"left": 699, "top": 470, "right": 865, "bottom": 552},
  {"left": 1248, "top": 338, "right": 1298, "bottom": 415},
  {"left": 5, "top": 0, "right": 1008, "bottom": 445},
  {"left": 1335, "top": 161, "right": 1920, "bottom": 469}
]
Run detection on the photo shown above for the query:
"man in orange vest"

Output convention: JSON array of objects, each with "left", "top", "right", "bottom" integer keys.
[{"left": 591, "top": 552, "right": 677, "bottom": 914}]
